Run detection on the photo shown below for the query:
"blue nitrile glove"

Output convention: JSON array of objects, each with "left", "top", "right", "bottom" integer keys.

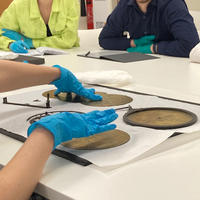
[
  {"left": 2, "top": 29, "right": 34, "bottom": 48},
  {"left": 127, "top": 44, "right": 153, "bottom": 54},
  {"left": 9, "top": 40, "right": 30, "bottom": 53},
  {"left": 51, "top": 65, "right": 102, "bottom": 101},
  {"left": 133, "top": 35, "right": 155, "bottom": 46},
  {"left": 27, "top": 109, "right": 118, "bottom": 149}
]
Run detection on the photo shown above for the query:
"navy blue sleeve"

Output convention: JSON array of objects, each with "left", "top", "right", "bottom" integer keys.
[
  {"left": 98, "top": 0, "right": 131, "bottom": 50},
  {"left": 157, "top": 0, "right": 199, "bottom": 57}
]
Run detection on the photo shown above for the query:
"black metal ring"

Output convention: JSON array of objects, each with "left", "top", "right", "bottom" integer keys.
[{"left": 27, "top": 110, "right": 84, "bottom": 124}]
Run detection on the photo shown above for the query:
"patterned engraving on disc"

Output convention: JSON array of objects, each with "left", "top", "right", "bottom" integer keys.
[{"left": 62, "top": 129, "right": 130, "bottom": 150}]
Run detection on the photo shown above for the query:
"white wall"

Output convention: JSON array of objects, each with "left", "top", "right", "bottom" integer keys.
[
  {"left": 185, "top": 0, "right": 200, "bottom": 11},
  {"left": 79, "top": 0, "right": 200, "bottom": 30}
]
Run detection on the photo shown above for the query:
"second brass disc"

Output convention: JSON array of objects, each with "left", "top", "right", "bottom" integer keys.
[
  {"left": 81, "top": 92, "right": 133, "bottom": 107},
  {"left": 123, "top": 107, "right": 197, "bottom": 129},
  {"left": 62, "top": 129, "right": 130, "bottom": 150}
]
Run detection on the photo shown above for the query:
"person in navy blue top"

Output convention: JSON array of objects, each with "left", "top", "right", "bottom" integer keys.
[{"left": 98, "top": 0, "right": 200, "bottom": 57}]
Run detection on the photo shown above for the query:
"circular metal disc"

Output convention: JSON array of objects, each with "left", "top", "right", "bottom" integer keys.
[
  {"left": 62, "top": 129, "right": 130, "bottom": 150},
  {"left": 42, "top": 90, "right": 76, "bottom": 101},
  {"left": 42, "top": 90, "right": 133, "bottom": 107},
  {"left": 123, "top": 107, "right": 197, "bottom": 129},
  {"left": 81, "top": 92, "right": 133, "bottom": 107}
]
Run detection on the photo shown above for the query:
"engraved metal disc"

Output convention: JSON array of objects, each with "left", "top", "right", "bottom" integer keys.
[
  {"left": 42, "top": 90, "right": 81, "bottom": 102},
  {"left": 42, "top": 90, "right": 133, "bottom": 107},
  {"left": 62, "top": 129, "right": 130, "bottom": 150},
  {"left": 81, "top": 92, "right": 133, "bottom": 107},
  {"left": 123, "top": 107, "right": 197, "bottom": 129}
]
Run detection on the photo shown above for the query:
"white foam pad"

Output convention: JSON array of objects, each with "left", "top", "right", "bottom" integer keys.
[{"left": 75, "top": 70, "right": 133, "bottom": 86}]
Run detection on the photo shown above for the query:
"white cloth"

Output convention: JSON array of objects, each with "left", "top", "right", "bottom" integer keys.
[
  {"left": 0, "top": 47, "right": 67, "bottom": 58},
  {"left": 75, "top": 70, "right": 133, "bottom": 86},
  {"left": 0, "top": 51, "right": 18, "bottom": 60},
  {"left": 190, "top": 43, "right": 200, "bottom": 63}
]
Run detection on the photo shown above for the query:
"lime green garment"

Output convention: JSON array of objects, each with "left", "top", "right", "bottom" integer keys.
[{"left": 0, "top": 0, "right": 80, "bottom": 51}]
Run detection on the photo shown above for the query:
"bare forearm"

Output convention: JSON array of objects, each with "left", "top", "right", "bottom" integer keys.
[
  {"left": 0, "top": 128, "right": 54, "bottom": 200},
  {"left": 0, "top": 60, "right": 60, "bottom": 92}
]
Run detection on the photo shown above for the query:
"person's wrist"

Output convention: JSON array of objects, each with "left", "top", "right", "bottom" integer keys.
[
  {"left": 28, "top": 127, "right": 54, "bottom": 151},
  {"left": 27, "top": 120, "right": 59, "bottom": 149},
  {"left": 50, "top": 66, "right": 61, "bottom": 83},
  {"left": 50, "top": 65, "right": 63, "bottom": 85}
]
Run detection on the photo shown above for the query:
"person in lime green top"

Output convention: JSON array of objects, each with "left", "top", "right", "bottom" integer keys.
[{"left": 0, "top": 0, "right": 80, "bottom": 53}]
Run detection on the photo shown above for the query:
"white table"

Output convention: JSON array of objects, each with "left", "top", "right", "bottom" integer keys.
[
  {"left": 45, "top": 48, "right": 200, "bottom": 104},
  {"left": 1, "top": 34, "right": 200, "bottom": 200}
]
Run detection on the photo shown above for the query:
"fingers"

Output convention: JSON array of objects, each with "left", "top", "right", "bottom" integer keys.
[
  {"left": 94, "top": 112, "right": 118, "bottom": 125},
  {"left": 80, "top": 88, "right": 102, "bottom": 101},
  {"left": 85, "top": 109, "right": 115, "bottom": 118},
  {"left": 2, "top": 28, "right": 10, "bottom": 33},
  {"left": 94, "top": 108, "right": 116, "bottom": 117},
  {"left": 87, "top": 93, "right": 102, "bottom": 101},
  {"left": 2, "top": 32, "right": 9, "bottom": 37},
  {"left": 16, "top": 44, "right": 28, "bottom": 53},
  {"left": 87, "top": 88, "right": 95, "bottom": 93},
  {"left": 11, "top": 44, "right": 28, "bottom": 53},
  {"left": 2, "top": 28, "right": 12, "bottom": 32},
  {"left": 90, "top": 124, "right": 117, "bottom": 135},
  {"left": 21, "top": 41, "right": 30, "bottom": 49},
  {"left": 54, "top": 89, "right": 61, "bottom": 96},
  {"left": 10, "top": 41, "right": 30, "bottom": 53},
  {"left": 85, "top": 109, "right": 118, "bottom": 126}
]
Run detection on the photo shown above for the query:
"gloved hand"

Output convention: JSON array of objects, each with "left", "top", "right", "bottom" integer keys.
[
  {"left": 27, "top": 109, "right": 118, "bottom": 149},
  {"left": 2, "top": 29, "right": 34, "bottom": 48},
  {"left": 9, "top": 40, "right": 30, "bottom": 53},
  {"left": 51, "top": 65, "right": 102, "bottom": 101},
  {"left": 127, "top": 44, "right": 153, "bottom": 54},
  {"left": 133, "top": 35, "right": 155, "bottom": 46}
]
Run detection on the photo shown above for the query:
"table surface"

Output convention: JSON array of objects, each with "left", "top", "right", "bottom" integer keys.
[{"left": 1, "top": 39, "right": 200, "bottom": 200}]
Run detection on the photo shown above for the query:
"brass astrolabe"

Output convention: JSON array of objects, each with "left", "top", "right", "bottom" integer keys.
[
  {"left": 123, "top": 106, "right": 197, "bottom": 129},
  {"left": 42, "top": 90, "right": 133, "bottom": 107},
  {"left": 62, "top": 129, "right": 130, "bottom": 150}
]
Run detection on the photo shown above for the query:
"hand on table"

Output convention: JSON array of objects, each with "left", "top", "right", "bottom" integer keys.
[
  {"left": 127, "top": 44, "right": 153, "bottom": 54},
  {"left": 128, "top": 35, "right": 155, "bottom": 54},
  {"left": 2, "top": 28, "right": 34, "bottom": 48},
  {"left": 51, "top": 65, "right": 102, "bottom": 101},
  {"left": 27, "top": 109, "right": 118, "bottom": 149},
  {"left": 132, "top": 35, "right": 155, "bottom": 46},
  {"left": 9, "top": 40, "right": 30, "bottom": 53}
]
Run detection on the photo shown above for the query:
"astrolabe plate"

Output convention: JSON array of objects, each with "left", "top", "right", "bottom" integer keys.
[
  {"left": 42, "top": 90, "right": 133, "bottom": 106},
  {"left": 42, "top": 89, "right": 81, "bottom": 102},
  {"left": 123, "top": 107, "right": 197, "bottom": 129},
  {"left": 62, "top": 129, "right": 130, "bottom": 150},
  {"left": 81, "top": 92, "right": 133, "bottom": 107}
]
